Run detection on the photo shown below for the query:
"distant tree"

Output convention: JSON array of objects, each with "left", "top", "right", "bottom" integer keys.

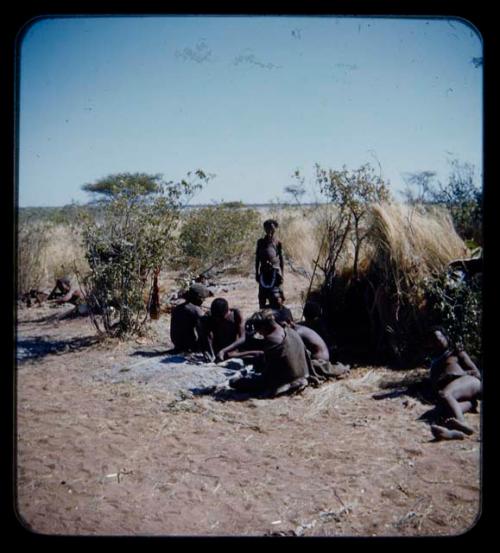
[
  {"left": 402, "top": 160, "right": 482, "bottom": 245},
  {"left": 284, "top": 170, "right": 306, "bottom": 206}
]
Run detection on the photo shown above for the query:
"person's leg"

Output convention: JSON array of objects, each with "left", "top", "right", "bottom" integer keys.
[
  {"left": 258, "top": 286, "right": 267, "bottom": 309},
  {"left": 438, "top": 376, "right": 481, "bottom": 422},
  {"left": 431, "top": 424, "right": 467, "bottom": 441}
]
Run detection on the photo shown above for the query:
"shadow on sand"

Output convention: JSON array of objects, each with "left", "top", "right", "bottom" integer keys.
[{"left": 17, "top": 335, "right": 99, "bottom": 362}]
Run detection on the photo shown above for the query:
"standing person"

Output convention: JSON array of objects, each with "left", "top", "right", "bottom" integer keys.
[
  {"left": 255, "top": 219, "right": 284, "bottom": 309},
  {"left": 169, "top": 284, "right": 211, "bottom": 353},
  {"left": 202, "top": 298, "right": 245, "bottom": 362},
  {"left": 426, "top": 326, "right": 482, "bottom": 440}
]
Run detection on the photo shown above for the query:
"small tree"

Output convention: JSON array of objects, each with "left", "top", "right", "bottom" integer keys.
[
  {"left": 315, "top": 163, "right": 391, "bottom": 283},
  {"left": 177, "top": 201, "right": 260, "bottom": 278},
  {"left": 80, "top": 171, "right": 210, "bottom": 337}
]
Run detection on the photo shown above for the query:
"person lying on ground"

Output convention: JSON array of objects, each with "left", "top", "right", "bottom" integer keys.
[
  {"left": 225, "top": 309, "right": 310, "bottom": 397},
  {"left": 255, "top": 219, "right": 285, "bottom": 309},
  {"left": 47, "top": 276, "right": 84, "bottom": 306},
  {"left": 425, "top": 326, "right": 482, "bottom": 441},
  {"left": 273, "top": 310, "right": 350, "bottom": 385},
  {"left": 202, "top": 298, "right": 245, "bottom": 362},
  {"left": 169, "top": 283, "right": 212, "bottom": 354}
]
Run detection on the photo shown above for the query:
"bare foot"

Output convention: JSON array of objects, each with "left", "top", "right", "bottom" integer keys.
[
  {"left": 431, "top": 424, "right": 467, "bottom": 441},
  {"left": 445, "top": 417, "right": 475, "bottom": 435}
]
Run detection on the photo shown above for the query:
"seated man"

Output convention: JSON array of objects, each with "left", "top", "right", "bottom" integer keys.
[
  {"left": 169, "top": 283, "right": 211, "bottom": 353},
  {"left": 202, "top": 298, "right": 245, "bottom": 362},
  {"left": 47, "top": 276, "right": 84, "bottom": 306},
  {"left": 223, "top": 309, "right": 310, "bottom": 397},
  {"left": 274, "top": 310, "right": 350, "bottom": 386}
]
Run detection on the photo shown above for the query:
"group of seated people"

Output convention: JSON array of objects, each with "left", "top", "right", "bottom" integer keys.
[
  {"left": 169, "top": 283, "right": 350, "bottom": 398},
  {"left": 169, "top": 284, "right": 482, "bottom": 441}
]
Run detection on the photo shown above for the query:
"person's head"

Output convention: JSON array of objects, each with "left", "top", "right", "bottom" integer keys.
[
  {"left": 210, "top": 297, "right": 229, "bottom": 319},
  {"left": 273, "top": 307, "right": 293, "bottom": 327},
  {"left": 303, "top": 301, "right": 322, "bottom": 322},
  {"left": 184, "top": 283, "right": 211, "bottom": 306},
  {"left": 247, "top": 309, "right": 278, "bottom": 336},
  {"left": 427, "top": 326, "right": 453, "bottom": 355},
  {"left": 263, "top": 219, "right": 279, "bottom": 239},
  {"left": 269, "top": 288, "right": 285, "bottom": 308},
  {"left": 57, "top": 276, "right": 71, "bottom": 293}
]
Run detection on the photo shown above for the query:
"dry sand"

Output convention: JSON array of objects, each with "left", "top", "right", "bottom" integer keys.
[{"left": 15, "top": 274, "right": 481, "bottom": 537}]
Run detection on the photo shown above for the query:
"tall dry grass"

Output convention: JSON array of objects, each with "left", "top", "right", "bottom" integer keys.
[
  {"left": 17, "top": 223, "right": 88, "bottom": 293},
  {"left": 368, "top": 202, "right": 468, "bottom": 284}
]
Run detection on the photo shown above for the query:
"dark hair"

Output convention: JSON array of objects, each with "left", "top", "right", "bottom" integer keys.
[
  {"left": 248, "top": 309, "right": 276, "bottom": 332},
  {"left": 263, "top": 219, "right": 279, "bottom": 231},
  {"left": 428, "top": 325, "right": 456, "bottom": 351},
  {"left": 211, "top": 297, "right": 229, "bottom": 317},
  {"left": 303, "top": 301, "right": 322, "bottom": 320}
]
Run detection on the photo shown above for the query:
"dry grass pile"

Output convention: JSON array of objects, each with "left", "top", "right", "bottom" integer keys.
[{"left": 367, "top": 203, "right": 468, "bottom": 289}]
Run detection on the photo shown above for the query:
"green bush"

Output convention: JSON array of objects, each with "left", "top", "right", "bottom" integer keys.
[
  {"left": 177, "top": 202, "right": 261, "bottom": 277},
  {"left": 80, "top": 171, "right": 208, "bottom": 337},
  {"left": 423, "top": 270, "right": 482, "bottom": 362}
]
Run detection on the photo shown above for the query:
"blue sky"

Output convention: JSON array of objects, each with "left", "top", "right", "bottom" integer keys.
[{"left": 18, "top": 15, "right": 483, "bottom": 206}]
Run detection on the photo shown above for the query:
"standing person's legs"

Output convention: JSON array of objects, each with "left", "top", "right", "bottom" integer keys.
[{"left": 258, "top": 285, "right": 268, "bottom": 309}]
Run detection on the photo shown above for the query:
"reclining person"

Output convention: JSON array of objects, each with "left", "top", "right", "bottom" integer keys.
[
  {"left": 47, "top": 276, "right": 84, "bottom": 306},
  {"left": 222, "top": 309, "right": 311, "bottom": 397},
  {"left": 169, "top": 284, "right": 211, "bottom": 353},
  {"left": 202, "top": 298, "right": 245, "bottom": 362},
  {"left": 426, "top": 326, "right": 482, "bottom": 441}
]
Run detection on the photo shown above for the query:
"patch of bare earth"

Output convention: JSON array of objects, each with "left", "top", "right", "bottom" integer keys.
[{"left": 15, "top": 275, "right": 481, "bottom": 537}]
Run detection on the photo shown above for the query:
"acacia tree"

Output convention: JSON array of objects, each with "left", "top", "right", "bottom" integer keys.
[{"left": 80, "top": 171, "right": 210, "bottom": 337}]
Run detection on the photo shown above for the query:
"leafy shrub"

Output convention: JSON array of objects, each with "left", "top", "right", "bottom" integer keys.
[
  {"left": 423, "top": 269, "right": 482, "bottom": 362},
  {"left": 177, "top": 202, "right": 260, "bottom": 277},
  {"left": 80, "top": 171, "right": 208, "bottom": 337}
]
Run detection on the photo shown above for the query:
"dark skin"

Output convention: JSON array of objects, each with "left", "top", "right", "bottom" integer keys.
[
  {"left": 216, "top": 319, "right": 285, "bottom": 363},
  {"left": 48, "top": 279, "right": 84, "bottom": 305},
  {"left": 169, "top": 296, "right": 206, "bottom": 353},
  {"left": 204, "top": 305, "right": 245, "bottom": 362},
  {"left": 255, "top": 224, "right": 284, "bottom": 309},
  {"left": 291, "top": 323, "right": 330, "bottom": 361},
  {"left": 427, "top": 329, "right": 482, "bottom": 438}
]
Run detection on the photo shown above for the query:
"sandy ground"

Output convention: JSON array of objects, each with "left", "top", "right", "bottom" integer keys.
[{"left": 15, "top": 273, "right": 481, "bottom": 537}]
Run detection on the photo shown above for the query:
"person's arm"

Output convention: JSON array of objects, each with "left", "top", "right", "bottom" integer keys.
[
  {"left": 255, "top": 240, "right": 261, "bottom": 282},
  {"left": 216, "top": 334, "right": 248, "bottom": 362},
  {"left": 234, "top": 309, "right": 245, "bottom": 340},
  {"left": 278, "top": 241, "right": 284, "bottom": 276},
  {"left": 457, "top": 350, "right": 481, "bottom": 379},
  {"left": 56, "top": 288, "right": 76, "bottom": 304}
]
